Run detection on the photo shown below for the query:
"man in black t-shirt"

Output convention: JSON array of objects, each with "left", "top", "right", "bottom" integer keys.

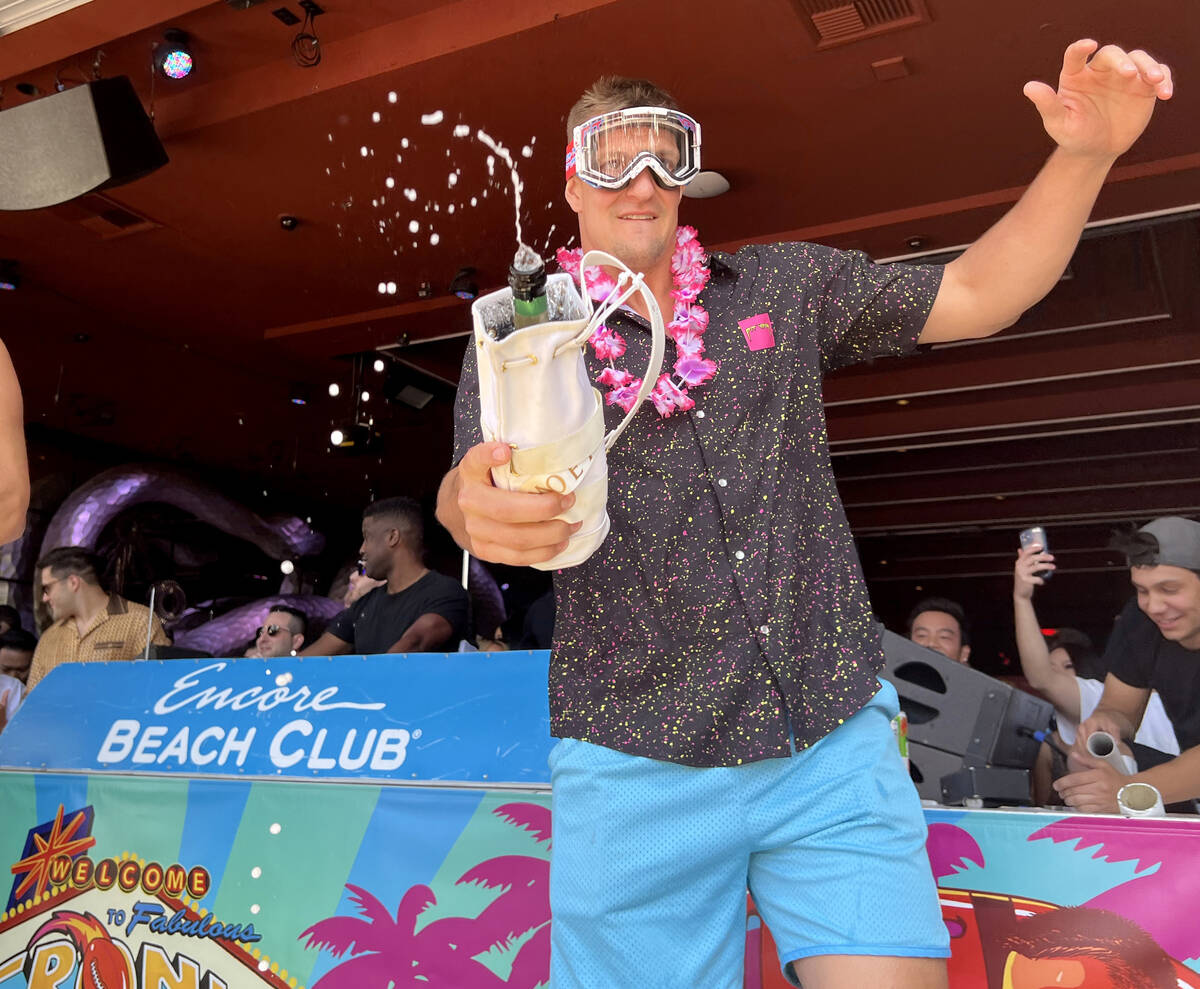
[
  {"left": 1057, "top": 517, "right": 1200, "bottom": 813},
  {"left": 303, "top": 497, "right": 469, "bottom": 656}
]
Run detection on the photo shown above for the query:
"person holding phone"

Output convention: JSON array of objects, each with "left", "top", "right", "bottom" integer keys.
[{"left": 1013, "top": 535, "right": 1178, "bottom": 752}]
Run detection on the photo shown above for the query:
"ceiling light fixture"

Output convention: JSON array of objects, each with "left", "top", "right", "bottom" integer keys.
[
  {"left": 292, "top": 0, "right": 323, "bottom": 68},
  {"left": 372, "top": 358, "right": 385, "bottom": 372},
  {"left": 327, "top": 383, "right": 340, "bottom": 397},
  {"left": 155, "top": 29, "right": 194, "bottom": 80}
]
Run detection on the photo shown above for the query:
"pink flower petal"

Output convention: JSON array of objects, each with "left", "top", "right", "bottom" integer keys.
[
  {"left": 674, "top": 356, "right": 718, "bottom": 387},
  {"left": 582, "top": 265, "right": 617, "bottom": 302},
  {"left": 596, "top": 366, "right": 633, "bottom": 388},
  {"left": 606, "top": 381, "right": 642, "bottom": 413},
  {"left": 591, "top": 326, "right": 626, "bottom": 361},
  {"left": 555, "top": 247, "right": 582, "bottom": 278}
]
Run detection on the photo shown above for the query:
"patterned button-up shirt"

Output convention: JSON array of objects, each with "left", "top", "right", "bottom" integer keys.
[
  {"left": 454, "top": 241, "right": 942, "bottom": 766},
  {"left": 28, "top": 594, "right": 169, "bottom": 690}
]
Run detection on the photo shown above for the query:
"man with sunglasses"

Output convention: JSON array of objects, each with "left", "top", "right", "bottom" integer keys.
[
  {"left": 28, "top": 546, "right": 169, "bottom": 690},
  {"left": 249, "top": 605, "right": 308, "bottom": 658},
  {"left": 439, "top": 41, "right": 1173, "bottom": 989}
]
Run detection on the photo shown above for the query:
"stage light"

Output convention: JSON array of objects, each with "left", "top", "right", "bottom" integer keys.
[
  {"left": 155, "top": 30, "right": 194, "bottom": 80},
  {"left": 0, "top": 260, "right": 18, "bottom": 291},
  {"left": 289, "top": 383, "right": 310, "bottom": 405},
  {"left": 328, "top": 383, "right": 340, "bottom": 397},
  {"left": 449, "top": 266, "right": 478, "bottom": 300},
  {"left": 373, "top": 358, "right": 385, "bottom": 373},
  {"left": 328, "top": 421, "right": 378, "bottom": 452},
  {"left": 360, "top": 390, "right": 370, "bottom": 402}
]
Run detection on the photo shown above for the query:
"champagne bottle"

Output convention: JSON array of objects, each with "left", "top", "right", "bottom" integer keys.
[{"left": 508, "top": 245, "right": 548, "bottom": 331}]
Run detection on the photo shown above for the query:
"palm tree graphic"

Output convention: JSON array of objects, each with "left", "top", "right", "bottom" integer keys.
[{"left": 300, "top": 802, "right": 551, "bottom": 987}]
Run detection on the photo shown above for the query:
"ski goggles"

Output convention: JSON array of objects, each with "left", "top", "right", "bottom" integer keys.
[{"left": 566, "top": 106, "right": 701, "bottom": 190}]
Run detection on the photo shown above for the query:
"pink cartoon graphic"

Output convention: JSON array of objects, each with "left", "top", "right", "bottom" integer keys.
[
  {"left": 300, "top": 802, "right": 551, "bottom": 988},
  {"left": 738, "top": 313, "right": 775, "bottom": 351}
]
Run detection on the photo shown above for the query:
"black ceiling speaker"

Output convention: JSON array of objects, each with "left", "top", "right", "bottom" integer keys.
[{"left": 0, "top": 76, "right": 169, "bottom": 211}]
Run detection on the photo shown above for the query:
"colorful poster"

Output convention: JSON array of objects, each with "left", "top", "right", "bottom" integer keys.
[
  {"left": 754, "top": 808, "right": 1200, "bottom": 988},
  {"left": 1, "top": 772, "right": 552, "bottom": 988},
  {"left": 5, "top": 657, "right": 1199, "bottom": 987},
  {"left": 6, "top": 772, "right": 1200, "bottom": 988}
]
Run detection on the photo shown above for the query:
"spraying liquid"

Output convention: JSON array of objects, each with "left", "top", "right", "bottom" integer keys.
[
  {"left": 476, "top": 128, "right": 553, "bottom": 338},
  {"left": 475, "top": 129, "right": 527, "bottom": 252}
]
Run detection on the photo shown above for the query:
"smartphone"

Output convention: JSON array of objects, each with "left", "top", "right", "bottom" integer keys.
[{"left": 1019, "top": 526, "right": 1052, "bottom": 580}]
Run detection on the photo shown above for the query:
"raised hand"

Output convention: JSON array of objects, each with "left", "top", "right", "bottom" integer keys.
[
  {"left": 1013, "top": 543, "right": 1055, "bottom": 601},
  {"left": 1023, "top": 39, "right": 1173, "bottom": 161}
]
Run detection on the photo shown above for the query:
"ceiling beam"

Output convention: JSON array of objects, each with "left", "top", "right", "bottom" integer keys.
[
  {"left": 712, "top": 154, "right": 1200, "bottom": 252},
  {"left": 827, "top": 368, "right": 1200, "bottom": 446},
  {"left": 839, "top": 453, "right": 1196, "bottom": 509}
]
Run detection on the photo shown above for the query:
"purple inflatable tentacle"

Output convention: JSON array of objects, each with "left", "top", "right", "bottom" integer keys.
[{"left": 39, "top": 465, "right": 324, "bottom": 561}]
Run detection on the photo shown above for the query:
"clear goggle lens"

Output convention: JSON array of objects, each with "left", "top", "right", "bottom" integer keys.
[{"left": 567, "top": 107, "right": 701, "bottom": 190}]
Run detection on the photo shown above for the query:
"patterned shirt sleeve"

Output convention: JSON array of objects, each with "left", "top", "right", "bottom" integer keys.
[
  {"left": 759, "top": 242, "right": 943, "bottom": 374},
  {"left": 26, "top": 634, "right": 55, "bottom": 691},
  {"left": 451, "top": 339, "right": 484, "bottom": 467}
]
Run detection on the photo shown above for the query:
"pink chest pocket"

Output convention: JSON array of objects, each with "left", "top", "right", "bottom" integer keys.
[{"left": 738, "top": 313, "right": 776, "bottom": 351}]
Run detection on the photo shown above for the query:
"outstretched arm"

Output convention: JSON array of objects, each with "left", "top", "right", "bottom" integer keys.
[
  {"left": 920, "top": 39, "right": 1173, "bottom": 344},
  {"left": 301, "top": 631, "right": 354, "bottom": 657},
  {"left": 0, "top": 340, "right": 29, "bottom": 544},
  {"left": 1012, "top": 545, "right": 1078, "bottom": 718},
  {"left": 388, "top": 613, "right": 455, "bottom": 653}
]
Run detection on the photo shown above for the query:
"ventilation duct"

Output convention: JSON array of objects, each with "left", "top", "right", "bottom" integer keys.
[{"left": 795, "top": 0, "right": 931, "bottom": 47}]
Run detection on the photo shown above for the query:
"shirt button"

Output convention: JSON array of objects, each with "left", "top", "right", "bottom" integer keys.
[
  {"left": 718, "top": 478, "right": 728, "bottom": 487},
  {"left": 759, "top": 625, "right": 770, "bottom": 636},
  {"left": 696, "top": 410, "right": 705, "bottom": 419},
  {"left": 735, "top": 550, "right": 745, "bottom": 560}
]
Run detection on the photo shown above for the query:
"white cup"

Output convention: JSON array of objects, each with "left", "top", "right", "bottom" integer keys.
[
  {"left": 1085, "top": 730, "right": 1135, "bottom": 775},
  {"left": 1117, "top": 782, "right": 1165, "bottom": 818}
]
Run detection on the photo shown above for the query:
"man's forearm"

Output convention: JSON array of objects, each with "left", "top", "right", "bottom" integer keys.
[
  {"left": 941, "top": 149, "right": 1115, "bottom": 335},
  {"left": 1137, "top": 746, "right": 1200, "bottom": 805},
  {"left": 1089, "top": 705, "right": 1138, "bottom": 741},
  {"left": 1013, "top": 595, "right": 1052, "bottom": 688}
]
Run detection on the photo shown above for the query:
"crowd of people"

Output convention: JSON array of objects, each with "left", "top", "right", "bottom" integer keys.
[{"left": 7, "top": 487, "right": 1198, "bottom": 827}]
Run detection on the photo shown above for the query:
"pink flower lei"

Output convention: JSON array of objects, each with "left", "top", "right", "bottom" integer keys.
[{"left": 555, "top": 225, "right": 717, "bottom": 418}]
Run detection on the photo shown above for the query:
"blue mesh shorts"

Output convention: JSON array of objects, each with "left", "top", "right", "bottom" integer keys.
[{"left": 548, "top": 679, "right": 949, "bottom": 988}]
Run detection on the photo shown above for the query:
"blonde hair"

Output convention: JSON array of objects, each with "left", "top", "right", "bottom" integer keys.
[{"left": 566, "top": 76, "right": 681, "bottom": 139}]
